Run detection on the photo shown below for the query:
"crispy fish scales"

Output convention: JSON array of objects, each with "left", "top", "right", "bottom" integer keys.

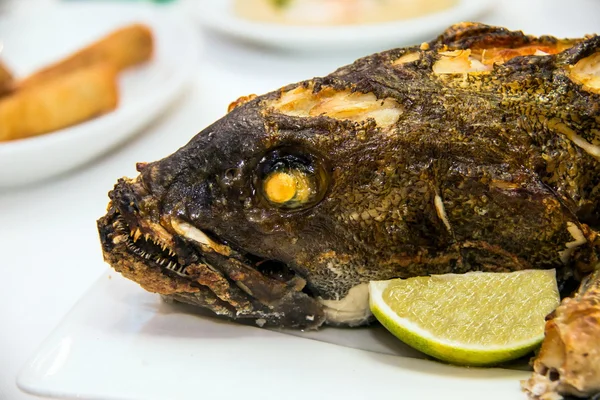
[
  {"left": 0, "top": 63, "right": 118, "bottom": 141},
  {"left": 98, "top": 23, "right": 600, "bottom": 397},
  {"left": 523, "top": 269, "right": 600, "bottom": 399},
  {"left": 18, "top": 24, "right": 152, "bottom": 89}
]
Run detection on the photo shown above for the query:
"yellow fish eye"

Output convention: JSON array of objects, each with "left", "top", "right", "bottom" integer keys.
[
  {"left": 263, "top": 170, "right": 312, "bottom": 205},
  {"left": 257, "top": 147, "right": 330, "bottom": 211}
]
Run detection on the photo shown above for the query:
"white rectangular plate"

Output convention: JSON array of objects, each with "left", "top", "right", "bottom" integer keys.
[{"left": 18, "top": 272, "right": 530, "bottom": 400}]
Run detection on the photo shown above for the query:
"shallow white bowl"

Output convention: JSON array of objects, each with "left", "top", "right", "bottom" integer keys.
[
  {"left": 0, "top": 2, "right": 200, "bottom": 188},
  {"left": 190, "top": 0, "right": 493, "bottom": 52}
]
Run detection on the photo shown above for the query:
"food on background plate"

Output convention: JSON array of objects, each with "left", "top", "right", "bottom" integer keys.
[
  {"left": 17, "top": 24, "right": 153, "bottom": 90},
  {"left": 0, "top": 23, "right": 153, "bottom": 142},
  {"left": 0, "top": 61, "right": 14, "bottom": 96},
  {"left": 97, "top": 23, "right": 600, "bottom": 399},
  {"left": 0, "top": 63, "right": 118, "bottom": 141},
  {"left": 234, "top": 0, "right": 457, "bottom": 26},
  {"left": 369, "top": 270, "right": 560, "bottom": 367}
]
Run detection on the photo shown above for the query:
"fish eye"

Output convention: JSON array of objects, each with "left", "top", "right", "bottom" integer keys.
[
  {"left": 263, "top": 170, "right": 311, "bottom": 205},
  {"left": 256, "top": 148, "right": 329, "bottom": 210}
]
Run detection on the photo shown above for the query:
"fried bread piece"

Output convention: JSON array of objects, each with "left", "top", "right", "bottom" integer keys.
[
  {"left": 0, "top": 63, "right": 118, "bottom": 141},
  {"left": 0, "top": 61, "right": 14, "bottom": 96},
  {"left": 18, "top": 24, "right": 152, "bottom": 89}
]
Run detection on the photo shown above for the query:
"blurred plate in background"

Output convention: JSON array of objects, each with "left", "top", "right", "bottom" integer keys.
[
  {"left": 0, "top": 2, "right": 199, "bottom": 188},
  {"left": 189, "top": 0, "right": 493, "bottom": 52}
]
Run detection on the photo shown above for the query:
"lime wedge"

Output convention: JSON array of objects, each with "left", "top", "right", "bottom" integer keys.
[{"left": 369, "top": 270, "right": 560, "bottom": 367}]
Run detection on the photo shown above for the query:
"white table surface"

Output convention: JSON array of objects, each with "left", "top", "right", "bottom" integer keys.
[{"left": 1, "top": 1, "right": 599, "bottom": 399}]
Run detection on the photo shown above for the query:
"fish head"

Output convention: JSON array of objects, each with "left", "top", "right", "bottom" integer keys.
[{"left": 97, "top": 88, "right": 401, "bottom": 328}]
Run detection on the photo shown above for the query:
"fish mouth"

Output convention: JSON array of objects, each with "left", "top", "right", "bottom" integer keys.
[
  {"left": 104, "top": 212, "right": 185, "bottom": 276},
  {"left": 97, "top": 177, "right": 326, "bottom": 329}
]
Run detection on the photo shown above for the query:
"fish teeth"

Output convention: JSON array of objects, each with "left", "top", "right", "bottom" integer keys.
[
  {"left": 133, "top": 228, "right": 142, "bottom": 242},
  {"left": 112, "top": 234, "right": 127, "bottom": 245}
]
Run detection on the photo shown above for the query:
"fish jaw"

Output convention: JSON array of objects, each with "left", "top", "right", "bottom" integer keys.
[{"left": 97, "top": 176, "right": 326, "bottom": 329}]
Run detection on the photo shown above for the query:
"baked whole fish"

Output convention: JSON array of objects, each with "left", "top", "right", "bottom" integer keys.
[{"left": 97, "top": 23, "right": 600, "bottom": 399}]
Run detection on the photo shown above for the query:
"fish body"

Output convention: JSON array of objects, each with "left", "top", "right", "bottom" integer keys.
[
  {"left": 98, "top": 22, "right": 600, "bottom": 397},
  {"left": 98, "top": 23, "right": 600, "bottom": 396},
  {"left": 100, "top": 23, "right": 600, "bottom": 326}
]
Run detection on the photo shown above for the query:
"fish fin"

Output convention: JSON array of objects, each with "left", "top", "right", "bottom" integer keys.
[{"left": 228, "top": 94, "right": 258, "bottom": 113}]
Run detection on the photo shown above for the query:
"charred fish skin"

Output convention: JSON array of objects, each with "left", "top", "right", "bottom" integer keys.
[{"left": 99, "top": 22, "right": 600, "bottom": 330}]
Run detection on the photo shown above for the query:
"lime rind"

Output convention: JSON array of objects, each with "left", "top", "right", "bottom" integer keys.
[{"left": 369, "top": 277, "right": 551, "bottom": 367}]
